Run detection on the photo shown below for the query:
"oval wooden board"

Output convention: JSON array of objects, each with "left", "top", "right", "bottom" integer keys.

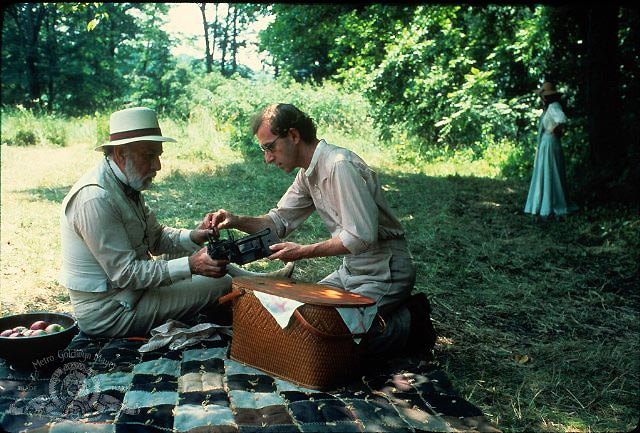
[{"left": 231, "top": 276, "right": 376, "bottom": 307}]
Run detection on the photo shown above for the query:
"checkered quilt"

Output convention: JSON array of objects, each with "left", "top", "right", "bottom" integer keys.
[{"left": 0, "top": 333, "right": 499, "bottom": 432}]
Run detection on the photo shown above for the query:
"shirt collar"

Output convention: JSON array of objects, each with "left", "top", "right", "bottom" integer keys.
[
  {"left": 304, "top": 139, "right": 327, "bottom": 178},
  {"left": 106, "top": 156, "right": 129, "bottom": 185}
]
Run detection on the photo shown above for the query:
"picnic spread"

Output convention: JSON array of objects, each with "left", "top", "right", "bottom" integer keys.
[
  {"left": 1, "top": 278, "right": 500, "bottom": 432},
  {"left": 0, "top": 334, "right": 499, "bottom": 433}
]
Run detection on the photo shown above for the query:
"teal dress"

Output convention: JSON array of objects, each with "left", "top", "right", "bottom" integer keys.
[{"left": 524, "top": 103, "right": 575, "bottom": 217}]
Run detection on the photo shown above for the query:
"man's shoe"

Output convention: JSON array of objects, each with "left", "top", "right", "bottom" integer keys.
[{"left": 404, "top": 292, "right": 437, "bottom": 356}]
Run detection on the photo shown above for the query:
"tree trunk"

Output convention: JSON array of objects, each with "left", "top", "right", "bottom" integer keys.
[
  {"left": 212, "top": 4, "right": 219, "bottom": 64},
  {"left": 220, "top": 6, "right": 231, "bottom": 76},
  {"left": 8, "top": 4, "right": 46, "bottom": 108},
  {"left": 231, "top": 6, "right": 238, "bottom": 74},
  {"left": 44, "top": 6, "right": 58, "bottom": 112},
  {"left": 585, "top": 6, "right": 621, "bottom": 197},
  {"left": 198, "top": 3, "right": 213, "bottom": 73}
]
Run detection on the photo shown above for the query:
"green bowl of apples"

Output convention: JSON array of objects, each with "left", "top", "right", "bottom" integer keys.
[{"left": 0, "top": 312, "right": 78, "bottom": 369}]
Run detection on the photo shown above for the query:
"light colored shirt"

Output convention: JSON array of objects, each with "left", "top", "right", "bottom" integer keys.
[
  {"left": 267, "top": 139, "right": 405, "bottom": 255},
  {"left": 541, "top": 102, "right": 567, "bottom": 134},
  {"left": 60, "top": 157, "right": 198, "bottom": 293}
]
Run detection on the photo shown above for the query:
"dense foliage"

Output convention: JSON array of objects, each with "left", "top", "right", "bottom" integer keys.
[
  {"left": 1, "top": 4, "right": 638, "bottom": 431},
  {"left": 258, "top": 3, "right": 638, "bottom": 202},
  {"left": 1, "top": 3, "right": 638, "bottom": 202},
  {"left": 1, "top": 3, "right": 177, "bottom": 114}
]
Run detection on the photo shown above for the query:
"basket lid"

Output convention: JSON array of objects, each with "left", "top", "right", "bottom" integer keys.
[{"left": 232, "top": 277, "right": 376, "bottom": 307}]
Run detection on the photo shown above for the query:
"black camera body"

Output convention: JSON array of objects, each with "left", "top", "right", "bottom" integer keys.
[{"left": 207, "top": 228, "right": 280, "bottom": 265}]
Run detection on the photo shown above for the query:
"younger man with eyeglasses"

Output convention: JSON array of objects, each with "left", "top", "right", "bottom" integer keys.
[{"left": 205, "top": 103, "right": 436, "bottom": 356}]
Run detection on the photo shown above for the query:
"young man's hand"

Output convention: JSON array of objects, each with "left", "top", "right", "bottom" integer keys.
[{"left": 201, "top": 209, "right": 234, "bottom": 237}]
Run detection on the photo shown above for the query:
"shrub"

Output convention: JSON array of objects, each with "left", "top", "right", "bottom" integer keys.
[
  {"left": 43, "top": 123, "right": 68, "bottom": 147},
  {"left": 174, "top": 73, "right": 374, "bottom": 159},
  {"left": 95, "top": 112, "right": 110, "bottom": 147},
  {"left": 12, "top": 130, "right": 37, "bottom": 146}
]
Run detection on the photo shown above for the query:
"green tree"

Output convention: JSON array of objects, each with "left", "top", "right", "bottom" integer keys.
[
  {"left": 258, "top": 4, "right": 351, "bottom": 82},
  {"left": 1, "top": 3, "right": 175, "bottom": 115},
  {"left": 543, "top": 5, "right": 639, "bottom": 203},
  {"left": 195, "top": 3, "right": 262, "bottom": 77},
  {"left": 123, "top": 3, "right": 176, "bottom": 112},
  {"left": 3, "top": 4, "right": 48, "bottom": 108},
  {"left": 329, "top": 4, "right": 415, "bottom": 89}
]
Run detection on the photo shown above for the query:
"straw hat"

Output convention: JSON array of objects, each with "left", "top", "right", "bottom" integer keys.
[
  {"left": 95, "top": 107, "right": 176, "bottom": 151},
  {"left": 536, "top": 82, "right": 559, "bottom": 96}
]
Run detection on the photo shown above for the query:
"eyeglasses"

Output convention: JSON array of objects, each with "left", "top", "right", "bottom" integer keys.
[
  {"left": 259, "top": 136, "right": 281, "bottom": 153},
  {"left": 258, "top": 129, "right": 289, "bottom": 153}
]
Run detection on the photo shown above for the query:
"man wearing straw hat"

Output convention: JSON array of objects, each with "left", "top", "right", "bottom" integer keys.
[{"left": 60, "top": 107, "right": 292, "bottom": 337}]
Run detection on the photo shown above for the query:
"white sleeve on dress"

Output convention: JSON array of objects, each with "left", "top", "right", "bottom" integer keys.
[{"left": 546, "top": 102, "right": 567, "bottom": 128}]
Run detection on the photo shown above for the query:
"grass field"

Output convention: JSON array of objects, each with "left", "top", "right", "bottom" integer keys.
[{"left": 1, "top": 121, "right": 638, "bottom": 432}]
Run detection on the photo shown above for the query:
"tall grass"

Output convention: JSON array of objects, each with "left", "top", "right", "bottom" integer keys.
[
  {"left": 1, "top": 94, "right": 638, "bottom": 432},
  {"left": 0, "top": 106, "right": 97, "bottom": 148}
]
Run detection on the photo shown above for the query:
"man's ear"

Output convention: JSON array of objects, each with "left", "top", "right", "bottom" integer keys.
[
  {"left": 289, "top": 128, "right": 301, "bottom": 144},
  {"left": 112, "top": 145, "right": 127, "bottom": 169}
]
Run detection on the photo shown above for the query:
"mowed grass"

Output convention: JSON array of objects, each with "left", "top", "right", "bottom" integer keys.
[{"left": 1, "top": 118, "right": 638, "bottom": 432}]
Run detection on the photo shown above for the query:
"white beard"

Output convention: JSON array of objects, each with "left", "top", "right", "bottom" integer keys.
[{"left": 124, "top": 157, "right": 154, "bottom": 191}]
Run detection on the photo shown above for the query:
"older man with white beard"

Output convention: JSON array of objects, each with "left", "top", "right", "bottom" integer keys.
[{"left": 60, "top": 107, "right": 291, "bottom": 337}]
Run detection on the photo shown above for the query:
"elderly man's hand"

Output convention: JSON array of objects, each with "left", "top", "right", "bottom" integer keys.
[
  {"left": 190, "top": 229, "right": 213, "bottom": 245},
  {"left": 189, "top": 247, "right": 228, "bottom": 278}
]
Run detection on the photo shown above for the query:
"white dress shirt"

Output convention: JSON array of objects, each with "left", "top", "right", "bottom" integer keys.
[
  {"left": 268, "top": 139, "right": 405, "bottom": 255},
  {"left": 60, "top": 157, "right": 198, "bottom": 293}
]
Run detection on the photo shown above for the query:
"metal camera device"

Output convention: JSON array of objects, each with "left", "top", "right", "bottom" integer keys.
[{"left": 207, "top": 228, "right": 280, "bottom": 265}]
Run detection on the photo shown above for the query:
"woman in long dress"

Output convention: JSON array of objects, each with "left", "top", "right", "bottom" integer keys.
[{"left": 524, "top": 82, "right": 576, "bottom": 218}]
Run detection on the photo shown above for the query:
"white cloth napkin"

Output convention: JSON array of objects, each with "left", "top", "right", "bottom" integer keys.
[
  {"left": 253, "top": 291, "right": 378, "bottom": 343},
  {"left": 253, "top": 291, "right": 303, "bottom": 328},
  {"left": 337, "top": 306, "right": 378, "bottom": 343},
  {"left": 138, "top": 319, "right": 233, "bottom": 352}
]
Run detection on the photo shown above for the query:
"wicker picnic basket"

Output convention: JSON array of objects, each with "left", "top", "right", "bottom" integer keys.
[{"left": 221, "top": 276, "right": 376, "bottom": 390}]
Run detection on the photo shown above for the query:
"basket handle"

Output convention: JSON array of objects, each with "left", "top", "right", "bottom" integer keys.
[
  {"left": 218, "top": 288, "right": 245, "bottom": 304},
  {"left": 293, "top": 309, "right": 378, "bottom": 339}
]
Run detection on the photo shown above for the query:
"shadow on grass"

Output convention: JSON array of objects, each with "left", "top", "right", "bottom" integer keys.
[
  {"left": 21, "top": 185, "right": 72, "bottom": 204},
  {"left": 18, "top": 159, "right": 640, "bottom": 432}
]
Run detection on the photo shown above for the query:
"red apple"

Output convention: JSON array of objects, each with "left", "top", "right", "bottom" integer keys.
[
  {"left": 45, "top": 323, "right": 64, "bottom": 334},
  {"left": 30, "top": 320, "right": 48, "bottom": 330},
  {"left": 8, "top": 332, "right": 24, "bottom": 338},
  {"left": 0, "top": 329, "right": 13, "bottom": 337}
]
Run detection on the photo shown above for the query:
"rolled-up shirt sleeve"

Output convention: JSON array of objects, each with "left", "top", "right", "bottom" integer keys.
[
  {"left": 267, "top": 172, "right": 315, "bottom": 239},
  {"left": 331, "top": 160, "right": 378, "bottom": 254}
]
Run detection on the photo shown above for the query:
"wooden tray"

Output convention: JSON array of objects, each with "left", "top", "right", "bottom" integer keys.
[{"left": 231, "top": 276, "right": 375, "bottom": 307}]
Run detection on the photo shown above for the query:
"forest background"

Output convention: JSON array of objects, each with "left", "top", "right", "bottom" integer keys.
[{"left": 1, "top": 3, "right": 639, "bottom": 432}]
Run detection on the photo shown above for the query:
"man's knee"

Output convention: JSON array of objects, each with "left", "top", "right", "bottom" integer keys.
[{"left": 178, "top": 274, "right": 232, "bottom": 302}]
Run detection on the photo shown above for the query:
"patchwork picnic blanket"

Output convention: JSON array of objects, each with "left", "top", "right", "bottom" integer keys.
[{"left": 0, "top": 333, "right": 499, "bottom": 432}]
